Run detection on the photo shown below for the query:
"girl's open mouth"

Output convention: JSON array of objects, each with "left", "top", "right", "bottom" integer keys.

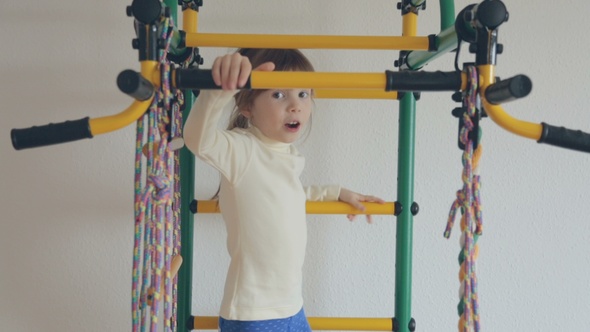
[{"left": 285, "top": 121, "right": 300, "bottom": 130}]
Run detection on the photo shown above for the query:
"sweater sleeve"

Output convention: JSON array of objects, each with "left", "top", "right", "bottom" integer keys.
[
  {"left": 304, "top": 185, "right": 341, "bottom": 201},
  {"left": 183, "top": 90, "right": 250, "bottom": 183}
]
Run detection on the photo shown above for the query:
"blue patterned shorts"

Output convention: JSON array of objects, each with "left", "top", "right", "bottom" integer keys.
[{"left": 218, "top": 308, "right": 311, "bottom": 332}]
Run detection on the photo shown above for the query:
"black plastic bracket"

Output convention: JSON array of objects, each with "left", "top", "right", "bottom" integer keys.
[
  {"left": 397, "top": 91, "right": 421, "bottom": 101},
  {"left": 132, "top": 23, "right": 159, "bottom": 61},
  {"left": 410, "top": 202, "right": 420, "bottom": 216},
  {"left": 186, "top": 316, "right": 195, "bottom": 330},
  {"left": 394, "top": 50, "right": 409, "bottom": 68},
  {"left": 409, "top": 318, "right": 417, "bottom": 331},
  {"left": 427, "top": 34, "right": 437, "bottom": 52},
  {"left": 456, "top": 1, "right": 509, "bottom": 66},
  {"left": 189, "top": 199, "right": 198, "bottom": 214},
  {"left": 394, "top": 202, "right": 403, "bottom": 216},
  {"left": 393, "top": 317, "right": 399, "bottom": 332},
  {"left": 179, "top": 0, "right": 203, "bottom": 11},
  {"left": 397, "top": 0, "right": 426, "bottom": 15}
]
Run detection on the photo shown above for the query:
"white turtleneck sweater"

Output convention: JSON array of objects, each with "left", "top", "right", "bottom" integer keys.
[{"left": 183, "top": 90, "right": 340, "bottom": 321}]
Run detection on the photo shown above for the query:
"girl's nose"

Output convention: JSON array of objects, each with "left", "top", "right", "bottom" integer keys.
[{"left": 288, "top": 101, "right": 302, "bottom": 112}]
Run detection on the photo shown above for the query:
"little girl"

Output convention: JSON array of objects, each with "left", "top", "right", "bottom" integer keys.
[{"left": 183, "top": 48, "right": 384, "bottom": 332}]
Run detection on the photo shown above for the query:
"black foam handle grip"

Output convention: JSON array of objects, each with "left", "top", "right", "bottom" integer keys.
[
  {"left": 385, "top": 70, "right": 462, "bottom": 92},
  {"left": 174, "top": 68, "right": 250, "bottom": 90},
  {"left": 538, "top": 122, "right": 590, "bottom": 153},
  {"left": 117, "top": 69, "right": 155, "bottom": 101},
  {"left": 485, "top": 75, "right": 532, "bottom": 105},
  {"left": 11, "top": 117, "right": 93, "bottom": 150}
]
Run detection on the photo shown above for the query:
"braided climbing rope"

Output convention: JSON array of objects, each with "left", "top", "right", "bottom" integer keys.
[
  {"left": 132, "top": 13, "right": 185, "bottom": 332},
  {"left": 444, "top": 65, "right": 483, "bottom": 332}
]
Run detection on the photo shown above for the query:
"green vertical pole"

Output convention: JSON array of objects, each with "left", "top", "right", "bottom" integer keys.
[
  {"left": 162, "top": 1, "right": 196, "bottom": 331},
  {"left": 395, "top": 93, "right": 416, "bottom": 332},
  {"left": 394, "top": 3, "right": 455, "bottom": 330},
  {"left": 178, "top": 105, "right": 195, "bottom": 332},
  {"left": 177, "top": 127, "right": 195, "bottom": 332}
]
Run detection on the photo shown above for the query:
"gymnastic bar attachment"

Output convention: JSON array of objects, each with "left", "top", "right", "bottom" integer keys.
[
  {"left": 479, "top": 66, "right": 590, "bottom": 153},
  {"left": 173, "top": 68, "right": 464, "bottom": 92},
  {"left": 190, "top": 200, "right": 399, "bottom": 215},
  {"left": 188, "top": 315, "right": 394, "bottom": 331},
  {"left": 11, "top": 63, "right": 158, "bottom": 150}
]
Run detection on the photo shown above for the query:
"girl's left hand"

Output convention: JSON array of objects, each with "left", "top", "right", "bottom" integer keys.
[{"left": 338, "top": 188, "right": 385, "bottom": 223}]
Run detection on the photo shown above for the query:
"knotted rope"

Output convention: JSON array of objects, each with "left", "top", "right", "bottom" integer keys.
[
  {"left": 444, "top": 65, "right": 483, "bottom": 332},
  {"left": 132, "top": 12, "right": 185, "bottom": 332}
]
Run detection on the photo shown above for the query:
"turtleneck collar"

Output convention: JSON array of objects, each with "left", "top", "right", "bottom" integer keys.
[{"left": 247, "top": 126, "right": 292, "bottom": 152}]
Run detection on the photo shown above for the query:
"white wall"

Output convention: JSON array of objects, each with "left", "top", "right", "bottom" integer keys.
[{"left": 2, "top": 0, "right": 590, "bottom": 331}]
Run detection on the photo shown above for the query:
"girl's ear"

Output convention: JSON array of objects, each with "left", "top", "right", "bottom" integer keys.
[{"left": 239, "top": 107, "right": 252, "bottom": 119}]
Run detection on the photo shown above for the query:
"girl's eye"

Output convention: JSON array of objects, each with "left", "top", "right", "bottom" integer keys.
[
  {"left": 299, "top": 91, "right": 310, "bottom": 98},
  {"left": 271, "top": 91, "right": 285, "bottom": 99}
]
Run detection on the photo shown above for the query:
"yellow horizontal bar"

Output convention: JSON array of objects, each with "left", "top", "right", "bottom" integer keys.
[
  {"left": 315, "top": 89, "right": 398, "bottom": 100},
  {"left": 478, "top": 65, "right": 542, "bottom": 140},
  {"left": 251, "top": 72, "right": 386, "bottom": 90},
  {"left": 192, "top": 316, "right": 217, "bottom": 330},
  {"left": 191, "top": 316, "right": 393, "bottom": 331},
  {"left": 306, "top": 201, "right": 395, "bottom": 215},
  {"left": 88, "top": 61, "right": 158, "bottom": 136},
  {"left": 193, "top": 200, "right": 396, "bottom": 215},
  {"left": 186, "top": 32, "right": 430, "bottom": 50},
  {"left": 309, "top": 317, "right": 393, "bottom": 331}
]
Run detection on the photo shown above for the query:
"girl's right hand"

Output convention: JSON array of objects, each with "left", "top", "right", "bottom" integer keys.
[{"left": 211, "top": 53, "right": 275, "bottom": 91}]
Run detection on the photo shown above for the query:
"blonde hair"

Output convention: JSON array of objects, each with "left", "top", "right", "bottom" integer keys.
[{"left": 227, "top": 48, "right": 315, "bottom": 130}]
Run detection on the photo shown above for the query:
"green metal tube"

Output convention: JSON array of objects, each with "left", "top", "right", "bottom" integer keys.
[
  {"left": 178, "top": 135, "right": 195, "bottom": 332},
  {"left": 405, "top": 0, "right": 456, "bottom": 70},
  {"left": 162, "top": 1, "right": 195, "bottom": 331},
  {"left": 169, "top": 30, "right": 186, "bottom": 56},
  {"left": 395, "top": 93, "right": 417, "bottom": 332},
  {"left": 439, "top": 0, "right": 456, "bottom": 31},
  {"left": 405, "top": 25, "right": 457, "bottom": 70}
]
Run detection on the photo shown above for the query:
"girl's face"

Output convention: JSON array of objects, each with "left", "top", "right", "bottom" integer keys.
[{"left": 241, "top": 88, "right": 312, "bottom": 143}]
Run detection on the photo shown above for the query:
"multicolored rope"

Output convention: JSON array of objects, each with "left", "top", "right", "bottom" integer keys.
[
  {"left": 132, "top": 12, "right": 184, "bottom": 332},
  {"left": 444, "top": 65, "right": 483, "bottom": 332}
]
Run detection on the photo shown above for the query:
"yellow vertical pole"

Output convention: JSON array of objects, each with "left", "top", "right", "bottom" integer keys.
[{"left": 183, "top": 8, "right": 198, "bottom": 34}]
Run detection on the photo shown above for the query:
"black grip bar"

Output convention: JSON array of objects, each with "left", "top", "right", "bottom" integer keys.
[
  {"left": 538, "top": 123, "right": 590, "bottom": 153},
  {"left": 117, "top": 69, "right": 155, "bottom": 101},
  {"left": 11, "top": 117, "right": 93, "bottom": 150},
  {"left": 174, "top": 68, "right": 463, "bottom": 92},
  {"left": 485, "top": 74, "right": 532, "bottom": 105},
  {"left": 174, "top": 68, "right": 242, "bottom": 90},
  {"left": 385, "top": 70, "right": 462, "bottom": 92}
]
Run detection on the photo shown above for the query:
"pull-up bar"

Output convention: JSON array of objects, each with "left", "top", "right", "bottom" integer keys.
[
  {"left": 183, "top": 32, "right": 435, "bottom": 51},
  {"left": 11, "top": 65, "right": 553, "bottom": 151},
  {"left": 172, "top": 69, "right": 464, "bottom": 91}
]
